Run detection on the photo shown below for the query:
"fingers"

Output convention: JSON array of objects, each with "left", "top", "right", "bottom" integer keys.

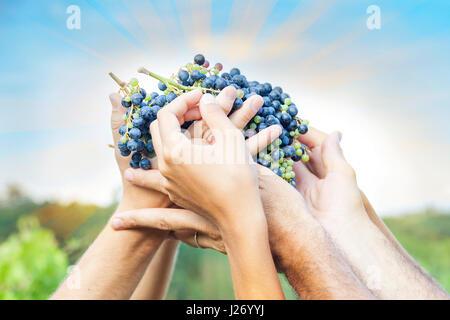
[
  {"left": 292, "top": 162, "right": 318, "bottom": 195},
  {"left": 172, "top": 230, "right": 226, "bottom": 254},
  {"left": 109, "top": 93, "right": 127, "bottom": 144},
  {"left": 321, "top": 131, "right": 354, "bottom": 177},
  {"left": 215, "top": 86, "right": 237, "bottom": 115},
  {"left": 111, "top": 208, "right": 219, "bottom": 239},
  {"left": 157, "top": 89, "right": 202, "bottom": 145},
  {"left": 199, "top": 94, "right": 235, "bottom": 132},
  {"left": 246, "top": 125, "right": 282, "bottom": 155},
  {"left": 296, "top": 127, "right": 328, "bottom": 149},
  {"left": 124, "top": 168, "right": 168, "bottom": 194},
  {"left": 229, "top": 94, "right": 264, "bottom": 130}
]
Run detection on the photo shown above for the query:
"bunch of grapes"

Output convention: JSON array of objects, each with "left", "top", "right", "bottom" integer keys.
[{"left": 110, "top": 54, "right": 310, "bottom": 187}]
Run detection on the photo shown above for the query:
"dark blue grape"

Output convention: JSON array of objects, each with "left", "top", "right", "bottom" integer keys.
[
  {"left": 233, "top": 97, "right": 243, "bottom": 109},
  {"left": 203, "top": 77, "right": 215, "bottom": 88},
  {"left": 139, "top": 88, "right": 147, "bottom": 99},
  {"left": 269, "top": 90, "right": 281, "bottom": 101},
  {"left": 149, "top": 105, "right": 161, "bottom": 120},
  {"left": 132, "top": 117, "right": 144, "bottom": 128},
  {"left": 280, "top": 92, "right": 290, "bottom": 102},
  {"left": 121, "top": 98, "right": 131, "bottom": 108},
  {"left": 151, "top": 92, "right": 159, "bottom": 100},
  {"left": 272, "top": 100, "right": 281, "bottom": 111},
  {"left": 166, "top": 92, "right": 177, "bottom": 103},
  {"left": 257, "top": 158, "right": 271, "bottom": 168},
  {"left": 178, "top": 70, "right": 189, "bottom": 82},
  {"left": 181, "top": 120, "right": 194, "bottom": 130},
  {"left": 145, "top": 141, "right": 154, "bottom": 153},
  {"left": 273, "top": 168, "right": 282, "bottom": 176},
  {"left": 118, "top": 141, "right": 128, "bottom": 151},
  {"left": 266, "top": 115, "right": 279, "bottom": 126},
  {"left": 139, "top": 158, "right": 151, "bottom": 170},
  {"left": 131, "top": 152, "right": 142, "bottom": 162},
  {"left": 128, "top": 128, "right": 141, "bottom": 139},
  {"left": 118, "top": 125, "right": 127, "bottom": 136},
  {"left": 273, "top": 86, "right": 283, "bottom": 94},
  {"left": 140, "top": 106, "right": 151, "bottom": 120},
  {"left": 158, "top": 81, "right": 167, "bottom": 91},
  {"left": 232, "top": 74, "right": 246, "bottom": 87},
  {"left": 282, "top": 145, "right": 296, "bottom": 158},
  {"left": 272, "top": 150, "right": 283, "bottom": 160},
  {"left": 230, "top": 68, "right": 240, "bottom": 77},
  {"left": 190, "top": 70, "right": 205, "bottom": 81},
  {"left": 258, "top": 122, "right": 268, "bottom": 131},
  {"left": 215, "top": 77, "right": 227, "bottom": 90},
  {"left": 280, "top": 113, "right": 292, "bottom": 126},
  {"left": 131, "top": 93, "right": 143, "bottom": 105},
  {"left": 120, "top": 148, "right": 131, "bottom": 157},
  {"left": 130, "top": 160, "right": 140, "bottom": 168},
  {"left": 153, "top": 95, "right": 166, "bottom": 107},
  {"left": 298, "top": 124, "right": 308, "bottom": 134},
  {"left": 127, "top": 140, "right": 138, "bottom": 151},
  {"left": 287, "top": 119, "right": 297, "bottom": 131},
  {"left": 221, "top": 72, "right": 231, "bottom": 80},
  {"left": 136, "top": 139, "right": 145, "bottom": 152},
  {"left": 263, "top": 96, "right": 272, "bottom": 107},
  {"left": 292, "top": 154, "right": 301, "bottom": 162},
  {"left": 249, "top": 86, "right": 260, "bottom": 95},
  {"left": 140, "top": 100, "right": 148, "bottom": 107},
  {"left": 288, "top": 105, "right": 298, "bottom": 117},
  {"left": 194, "top": 54, "right": 205, "bottom": 65}
]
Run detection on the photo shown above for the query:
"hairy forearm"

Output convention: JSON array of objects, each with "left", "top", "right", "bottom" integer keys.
[
  {"left": 276, "top": 215, "right": 374, "bottom": 300},
  {"left": 329, "top": 215, "right": 449, "bottom": 299},
  {"left": 131, "top": 239, "right": 179, "bottom": 300}
]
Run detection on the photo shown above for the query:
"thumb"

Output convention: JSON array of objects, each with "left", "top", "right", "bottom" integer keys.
[
  {"left": 321, "top": 131, "right": 353, "bottom": 176},
  {"left": 199, "top": 93, "right": 235, "bottom": 132},
  {"left": 109, "top": 93, "right": 126, "bottom": 144}
]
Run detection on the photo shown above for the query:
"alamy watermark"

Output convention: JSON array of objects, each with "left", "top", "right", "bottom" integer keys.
[
  {"left": 366, "top": 5, "right": 381, "bottom": 30},
  {"left": 66, "top": 5, "right": 81, "bottom": 30}
]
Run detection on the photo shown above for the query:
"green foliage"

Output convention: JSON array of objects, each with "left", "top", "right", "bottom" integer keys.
[{"left": 0, "top": 216, "right": 69, "bottom": 300}]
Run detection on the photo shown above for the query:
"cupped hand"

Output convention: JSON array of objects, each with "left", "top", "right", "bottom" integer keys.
[{"left": 294, "top": 129, "right": 367, "bottom": 233}]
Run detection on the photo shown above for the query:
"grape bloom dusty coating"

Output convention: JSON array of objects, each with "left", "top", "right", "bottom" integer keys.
[{"left": 109, "top": 54, "right": 310, "bottom": 186}]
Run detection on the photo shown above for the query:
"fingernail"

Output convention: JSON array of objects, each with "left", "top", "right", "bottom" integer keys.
[
  {"left": 124, "top": 169, "right": 134, "bottom": 182},
  {"left": 224, "top": 87, "right": 237, "bottom": 100},
  {"left": 201, "top": 93, "right": 216, "bottom": 105},
  {"left": 112, "top": 218, "right": 124, "bottom": 229}
]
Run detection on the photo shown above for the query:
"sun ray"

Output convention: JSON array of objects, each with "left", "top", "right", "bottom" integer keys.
[{"left": 189, "top": 0, "right": 212, "bottom": 54}]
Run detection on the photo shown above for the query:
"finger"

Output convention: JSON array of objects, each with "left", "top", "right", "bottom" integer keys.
[
  {"left": 199, "top": 93, "right": 235, "bottom": 132},
  {"left": 321, "top": 131, "right": 353, "bottom": 176},
  {"left": 246, "top": 125, "right": 282, "bottom": 155},
  {"left": 109, "top": 93, "right": 127, "bottom": 144},
  {"left": 215, "top": 86, "right": 237, "bottom": 115},
  {"left": 229, "top": 94, "right": 264, "bottom": 130},
  {"left": 150, "top": 121, "right": 163, "bottom": 157},
  {"left": 292, "top": 162, "right": 318, "bottom": 195},
  {"left": 296, "top": 127, "right": 328, "bottom": 149},
  {"left": 173, "top": 230, "right": 226, "bottom": 254},
  {"left": 111, "top": 208, "right": 219, "bottom": 238},
  {"left": 124, "top": 168, "right": 168, "bottom": 194},
  {"left": 158, "top": 89, "right": 202, "bottom": 145}
]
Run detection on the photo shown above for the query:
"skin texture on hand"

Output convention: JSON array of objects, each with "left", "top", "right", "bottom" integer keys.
[
  {"left": 294, "top": 128, "right": 449, "bottom": 299},
  {"left": 147, "top": 89, "right": 285, "bottom": 299}
]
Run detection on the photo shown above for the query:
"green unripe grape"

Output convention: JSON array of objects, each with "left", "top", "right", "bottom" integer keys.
[
  {"left": 120, "top": 136, "right": 128, "bottom": 143},
  {"left": 264, "top": 154, "right": 272, "bottom": 162},
  {"left": 129, "top": 78, "right": 139, "bottom": 87},
  {"left": 122, "top": 114, "right": 127, "bottom": 121},
  {"left": 301, "top": 153, "right": 310, "bottom": 162},
  {"left": 267, "top": 144, "right": 272, "bottom": 152},
  {"left": 280, "top": 167, "right": 286, "bottom": 174},
  {"left": 282, "top": 162, "right": 288, "bottom": 168},
  {"left": 281, "top": 105, "right": 288, "bottom": 112},
  {"left": 275, "top": 138, "right": 282, "bottom": 146},
  {"left": 186, "top": 63, "right": 193, "bottom": 69},
  {"left": 303, "top": 119, "right": 309, "bottom": 126},
  {"left": 271, "top": 162, "right": 280, "bottom": 169},
  {"left": 201, "top": 67, "right": 208, "bottom": 74},
  {"left": 127, "top": 122, "right": 133, "bottom": 129},
  {"left": 125, "top": 96, "right": 131, "bottom": 102},
  {"left": 287, "top": 159, "right": 294, "bottom": 166},
  {"left": 237, "top": 89, "right": 244, "bottom": 98},
  {"left": 284, "top": 98, "right": 292, "bottom": 106},
  {"left": 254, "top": 116, "right": 262, "bottom": 124},
  {"left": 296, "top": 148, "right": 303, "bottom": 156},
  {"left": 290, "top": 171, "right": 296, "bottom": 178},
  {"left": 279, "top": 159, "right": 284, "bottom": 164},
  {"left": 259, "top": 151, "right": 266, "bottom": 158},
  {"left": 295, "top": 129, "right": 300, "bottom": 135},
  {"left": 249, "top": 123, "right": 257, "bottom": 130},
  {"left": 193, "top": 64, "right": 201, "bottom": 70},
  {"left": 213, "top": 68, "right": 219, "bottom": 75},
  {"left": 281, "top": 173, "right": 286, "bottom": 179},
  {"left": 289, "top": 131, "right": 295, "bottom": 137},
  {"left": 293, "top": 141, "right": 301, "bottom": 149},
  {"left": 286, "top": 166, "right": 292, "bottom": 173}
]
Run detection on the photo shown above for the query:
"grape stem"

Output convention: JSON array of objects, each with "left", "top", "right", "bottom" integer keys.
[
  {"left": 109, "top": 72, "right": 129, "bottom": 94},
  {"left": 138, "top": 67, "right": 219, "bottom": 94}
]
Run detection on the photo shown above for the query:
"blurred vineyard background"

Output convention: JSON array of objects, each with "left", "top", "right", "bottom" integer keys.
[{"left": 0, "top": 184, "right": 449, "bottom": 300}]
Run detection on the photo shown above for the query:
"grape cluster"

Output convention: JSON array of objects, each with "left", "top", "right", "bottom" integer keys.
[{"left": 110, "top": 54, "right": 310, "bottom": 186}]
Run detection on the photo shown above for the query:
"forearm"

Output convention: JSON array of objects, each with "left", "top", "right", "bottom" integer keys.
[
  {"left": 131, "top": 239, "right": 179, "bottom": 300},
  {"left": 222, "top": 213, "right": 284, "bottom": 300},
  {"left": 51, "top": 185, "right": 170, "bottom": 300},
  {"left": 329, "top": 214, "right": 449, "bottom": 299},
  {"left": 277, "top": 217, "right": 374, "bottom": 300}
]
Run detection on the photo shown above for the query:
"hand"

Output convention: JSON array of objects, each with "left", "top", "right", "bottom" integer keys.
[{"left": 293, "top": 129, "right": 368, "bottom": 235}]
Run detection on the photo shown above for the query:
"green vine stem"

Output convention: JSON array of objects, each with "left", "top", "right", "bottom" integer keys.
[{"left": 138, "top": 67, "right": 219, "bottom": 94}]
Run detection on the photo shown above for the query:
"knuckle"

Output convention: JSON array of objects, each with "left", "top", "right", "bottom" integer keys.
[{"left": 156, "top": 216, "right": 171, "bottom": 230}]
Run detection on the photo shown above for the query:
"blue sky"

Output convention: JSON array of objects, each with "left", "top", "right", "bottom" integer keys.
[{"left": 1, "top": 0, "right": 449, "bottom": 214}]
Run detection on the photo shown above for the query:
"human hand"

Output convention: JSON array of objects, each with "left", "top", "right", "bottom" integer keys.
[{"left": 293, "top": 128, "right": 368, "bottom": 234}]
